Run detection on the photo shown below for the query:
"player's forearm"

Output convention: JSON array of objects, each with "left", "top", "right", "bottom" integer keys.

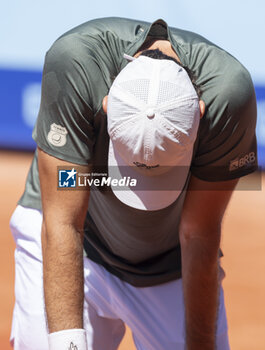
[
  {"left": 180, "top": 230, "right": 220, "bottom": 350},
  {"left": 42, "top": 222, "right": 84, "bottom": 333}
]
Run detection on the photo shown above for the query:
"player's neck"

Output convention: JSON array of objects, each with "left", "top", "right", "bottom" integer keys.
[{"left": 135, "top": 39, "right": 181, "bottom": 63}]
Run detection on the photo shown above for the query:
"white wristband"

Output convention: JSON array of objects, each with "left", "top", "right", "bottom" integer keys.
[{"left": 48, "top": 329, "right": 87, "bottom": 350}]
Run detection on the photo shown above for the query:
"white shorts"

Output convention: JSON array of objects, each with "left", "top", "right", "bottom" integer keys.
[{"left": 10, "top": 205, "right": 230, "bottom": 350}]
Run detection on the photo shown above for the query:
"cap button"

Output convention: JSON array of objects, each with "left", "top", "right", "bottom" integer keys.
[{"left": 146, "top": 108, "right": 155, "bottom": 119}]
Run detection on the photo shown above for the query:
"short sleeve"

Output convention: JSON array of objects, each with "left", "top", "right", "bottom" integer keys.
[
  {"left": 33, "top": 35, "right": 97, "bottom": 165},
  {"left": 191, "top": 66, "right": 258, "bottom": 181}
]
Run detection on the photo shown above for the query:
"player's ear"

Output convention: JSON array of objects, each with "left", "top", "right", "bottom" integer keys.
[
  {"left": 199, "top": 100, "right": 205, "bottom": 119},
  {"left": 102, "top": 95, "right": 108, "bottom": 114}
]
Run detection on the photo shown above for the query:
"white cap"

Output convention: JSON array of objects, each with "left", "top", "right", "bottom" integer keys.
[{"left": 107, "top": 55, "right": 200, "bottom": 210}]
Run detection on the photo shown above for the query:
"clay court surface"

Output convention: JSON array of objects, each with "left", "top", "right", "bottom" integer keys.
[{"left": 0, "top": 150, "right": 264, "bottom": 349}]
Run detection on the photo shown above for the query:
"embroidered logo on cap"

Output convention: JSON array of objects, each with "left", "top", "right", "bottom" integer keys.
[
  {"left": 133, "top": 161, "right": 159, "bottom": 169},
  {"left": 47, "top": 123, "right": 68, "bottom": 147}
]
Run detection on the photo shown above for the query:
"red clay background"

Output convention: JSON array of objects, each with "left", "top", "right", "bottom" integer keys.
[{"left": 0, "top": 151, "right": 264, "bottom": 349}]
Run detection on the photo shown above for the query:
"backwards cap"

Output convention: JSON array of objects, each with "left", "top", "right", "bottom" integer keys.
[{"left": 107, "top": 55, "right": 200, "bottom": 210}]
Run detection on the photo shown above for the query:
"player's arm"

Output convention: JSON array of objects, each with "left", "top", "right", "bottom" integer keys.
[
  {"left": 179, "top": 175, "right": 238, "bottom": 350},
  {"left": 38, "top": 147, "right": 90, "bottom": 333}
]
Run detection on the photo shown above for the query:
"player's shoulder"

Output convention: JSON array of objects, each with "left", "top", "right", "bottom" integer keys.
[
  {"left": 169, "top": 24, "right": 214, "bottom": 47},
  {"left": 50, "top": 17, "right": 147, "bottom": 48},
  {"left": 170, "top": 25, "right": 253, "bottom": 84},
  {"left": 43, "top": 29, "right": 98, "bottom": 80},
  {"left": 45, "top": 17, "right": 146, "bottom": 65},
  {"left": 211, "top": 50, "right": 254, "bottom": 110},
  {"left": 202, "top": 58, "right": 256, "bottom": 130}
]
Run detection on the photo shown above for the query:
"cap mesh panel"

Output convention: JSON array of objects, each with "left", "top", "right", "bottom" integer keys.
[
  {"left": 157, "top": 81, "right": 185, "bottom": 104},
  {"left": 118, "top": 79, "right": 150, "bottom": 103}
]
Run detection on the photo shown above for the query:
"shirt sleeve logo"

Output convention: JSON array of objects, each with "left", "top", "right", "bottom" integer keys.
[
  {"left": 229, "top": 152, "right": 256, "bottom": 171},
  {"left": 47, "top": 123, "right": 68, "bottom": 147}
]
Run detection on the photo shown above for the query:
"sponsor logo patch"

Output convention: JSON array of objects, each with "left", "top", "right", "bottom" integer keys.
[
  {"left": 47, "top": 123, "right": 68, "bottom": 147},
  {"left": 229, "top": 152, "right": 256, "bottom": 171}
]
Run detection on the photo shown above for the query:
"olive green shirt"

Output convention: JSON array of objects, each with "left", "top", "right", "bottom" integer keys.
[{"left": 19, "top": 17, "right": 257, "bottom": 286}]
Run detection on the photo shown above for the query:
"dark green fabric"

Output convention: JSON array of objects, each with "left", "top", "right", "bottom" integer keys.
[{"left": 19, "top": 17, "right": 257, "bottom": 286}]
